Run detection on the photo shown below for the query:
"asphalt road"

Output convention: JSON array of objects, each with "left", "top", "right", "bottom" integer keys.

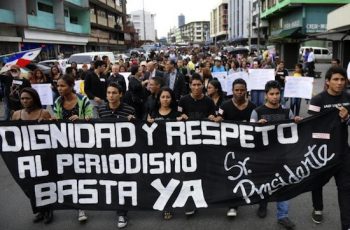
[{"left": 0, "top": 64, "right": 344, "bottom": 230}]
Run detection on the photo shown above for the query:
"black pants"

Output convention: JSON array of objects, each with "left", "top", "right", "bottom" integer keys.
[
  {"left": 307, "top": 61, "right": 315, "bottom": 77},
  {"left": 312, "top": 153, "right": 350, "bottom": 230}
]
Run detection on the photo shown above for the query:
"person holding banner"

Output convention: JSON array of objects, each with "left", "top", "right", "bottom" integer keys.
[
  {"left": 98, "top": 82, "right": 135, "bottom": 228},
  {"left": 206, "top": 79, "right": 225, "bottom": 114},
  {"left": 250, "top": 80, "right": 301, "bottom": 230},
  {"left": 308, "top": 67, "right": 350, "bottom": 230},
  {"left": 216, "top": 78, "right": 256, "bottom": 217},
  {"left": 53, "top": 74, "right": 92, "bottom": 222},
  {"left": 11, "top": 87, "right": 53, "bottom": 223}
]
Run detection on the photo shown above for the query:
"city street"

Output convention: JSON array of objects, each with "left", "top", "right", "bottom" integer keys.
[{"left": 0, "top": 64, "right": 344, "bottom": 230}]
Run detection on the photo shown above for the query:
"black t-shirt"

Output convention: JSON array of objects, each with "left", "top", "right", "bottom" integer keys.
[
  {"left": 178, "top": 94, "right": 216, "bottom": 119},
  {"left": 150, "top": 109, "right": 179, "bottom": 121},
  {"left": 251, "top": 104, "right": 293, "bottom": 122},
  {"left": 275, "top": 69, "right": 289, "bottom": 88},
  {"left": 219, "top": 99, "right": 256, "bottom": 122},
  {"left": 308, "top": 90, "right": 350, "bottom": 115},
  {"left": 84, "top": 71, "right": 107, "bottom": 100}
]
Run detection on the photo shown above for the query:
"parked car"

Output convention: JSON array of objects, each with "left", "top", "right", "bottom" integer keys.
[
  {"left": 299, "top": 46, "right": 332, "bottom": 63},
  {"left": 25, "top": 62, "right": 51, "bottom": 76},
  {"left": 66, "top": 52, "right": 115, "bottom": 69}
]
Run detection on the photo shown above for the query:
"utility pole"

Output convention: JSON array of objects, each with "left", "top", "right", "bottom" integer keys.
[
  {"left": 257, "top": 0, "right": 261, "bottom": 53},
  {"left": 143, "top": 0, "right": 146, "bottom": 41}
]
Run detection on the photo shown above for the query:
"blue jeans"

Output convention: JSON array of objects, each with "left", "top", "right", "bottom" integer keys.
[
  {"left": 277, "top": 201, "right": 289, "bottom": 220},
  {"left": 251, "top": 90, "right": 265, "bottom": 107}
]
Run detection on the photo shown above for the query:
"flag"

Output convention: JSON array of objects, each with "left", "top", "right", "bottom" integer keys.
[{"left": 0, "top": 48, "right": 42, "bottom": 73}]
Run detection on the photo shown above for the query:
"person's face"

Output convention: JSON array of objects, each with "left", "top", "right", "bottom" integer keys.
[
  {"left": 159, "top": 90, "right": 172, "bottom": 108},
  {"left": 146, "top": 63, "right": 154, "bottom": 72},
  {"left": 112, "top": 66, "right": 119, "bottom": 74},
  {"left": 165, "top": 62, "right": 173, "bottom": 72},
  {"left": 107, "top": 86, "right": 122, "bottom": 104},
  {"left": 253, "top": 62, "right": 259, "bottom": 69},
  {"left": 177, "top": 60, "right": 183, "bottom": 67},
  {"left": 57, "top": 79, "right": 72, "bottom": 96},
  {"left": 10, "top": 68, "right": 20, "bottom": 77},
  {"left": 97, "top": 64, "right": 106, "bottom": 74},
  {"left": 295, "top": 65, "right": 302, "bottom": 73},
  {"left": 82, "top": 66, "right": 88, "bottom": 72},
  {"left": 331, "top": 61, "right": 339, "bottom": 68},
  {"left": 233, "top": 84, "right": 247, "bottom": 101},
  {"left": 71, "top": 63, "right": 77, "bottom": 68},
  {"left": 20, "top": 92, "right": 34, "bottom": 108},
  {"left": 279, "top": 63, "right": 285, "bottom": 69},
  {"left": 149, "top": 79, "right": 160, "bottom": 94},
  {"left": 326, "top": 73, "right": 346, "bottom": 95},
  {"left": 231, "top": 62, "right": 237, "bottom": 69},
  {"left": 206, "top": 83, "right": 217, "bottom": 96},
  {"left": 52, "top": 67, "right": 58, "bottom": 74},
  {"left": 215, "top": 60, "right": 221, "bottom": 67},
  {"left": 266, "top": 88, "right": 280, "bottom": 106},
  {"left": 119, "top": 67, "right": 126, "bottom": 72},
  {"left": 190, "top": 79, "right": 203, "bottom": 97},
  {"left": 35, "top": 71, "right": 43, "bottom": 79}
]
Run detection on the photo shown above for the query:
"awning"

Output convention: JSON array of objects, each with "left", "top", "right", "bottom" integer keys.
[{"left": 270, "top": 27, "right": 306, "bottom": 41}]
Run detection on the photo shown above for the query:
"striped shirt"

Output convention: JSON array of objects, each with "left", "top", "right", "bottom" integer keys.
[{"left": 98, "top": 103, "right": 135, "bottom": 119}]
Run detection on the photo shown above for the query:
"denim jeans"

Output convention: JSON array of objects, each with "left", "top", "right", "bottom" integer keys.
[
  {"left": 277, "top": 201, "right": 289, "bottom": 220},
  {"left": 251, "top": 90, "right": 265, "bottom": 107}
]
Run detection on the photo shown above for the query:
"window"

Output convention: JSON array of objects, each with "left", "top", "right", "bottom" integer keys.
[
  {"left": 314, "top": 49, "right": 321, "bottom": 55},
  {"left": 322, "top": 49, "right": 329, "bottom": 55},
  {"left": 64, "top": 9, "right": 69, "bottom": 17},
  {"left": 70, "top": 16, "right": 78, "bottom": 24},
  {"left": 38, "top": 2, "right": 53, "bottom": 13},
  {"left": 97, "top": 10, "right": 106, "bottom": 17}
]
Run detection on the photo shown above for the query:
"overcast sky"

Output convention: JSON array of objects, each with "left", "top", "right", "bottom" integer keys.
[{"left": 126, "top": 0, "right": 218, "bottom": 38}]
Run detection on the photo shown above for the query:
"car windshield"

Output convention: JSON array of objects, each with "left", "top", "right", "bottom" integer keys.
[{"left": 68, "top": 55, "right": 92, "bottom": 64}]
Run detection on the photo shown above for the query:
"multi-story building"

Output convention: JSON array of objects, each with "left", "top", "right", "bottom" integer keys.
[
  {"left": 178, "top": 21, "right": 210, "bottom": 44},
  {"left": 0, "top": 0, "right": 90, "bottom": 59},
  {"left": 251, "top": 0, "right": 268, "bottom": 46},
  {"left": 178, "top": 14, "right": 185, "bottom": 27},
  {"left": 124, "top": 15, "right": 139, "bottom": 48},
  {"left": 0, "top": 0, "right": 127, "bottom": 59},
  {"left": 261, "top": 0, "right": 350, "bottom": 68},
  {"left": 227, "top": 0, "right": 252, "bottom": 44},
  {"left": 129, "top": 10, "right": 156, "bottom": 41},
  {"left": 88, "top": 0, "right": 126, "bottom": 52},
  {"left": 210, "top": 0, "right": 228, "bottom": 43}
]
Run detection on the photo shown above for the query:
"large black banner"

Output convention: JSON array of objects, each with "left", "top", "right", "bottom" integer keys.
[{"left": 0, "top": 110, "right": 346, "bottom": 212}]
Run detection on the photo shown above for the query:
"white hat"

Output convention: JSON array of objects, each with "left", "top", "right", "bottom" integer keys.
[{"left": 214, "top": 56, "right": 221, "bottom": 61}]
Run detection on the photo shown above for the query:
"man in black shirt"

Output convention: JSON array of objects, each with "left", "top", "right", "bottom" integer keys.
[
  {"left": 0, "top": 65, "right": 31, "bottom": 120},
  {"left": 308, "top": 67, "right": 350, "bottom": 230},
  {"left": 250, "top": 80, "right": 301, "bottom": 230},
  {"left": 178, "top": 73, "right": 216, "bottom": 121},
  {"left": 107, "top": 64, "right": 126, "bottom": 94},
  {"left": 218, "top": 78, "right": 256, "bottom": 122},
  {"left": 84, "top": 60, "right": 107, "bottom": 118},
  {"left": 216, "top": 78, "right": 256, "bottom": 217},
  {"left": 143, "top": 76, "right": 163, "bottom": 120},
  {"left": 275, "top": 61, "right": 289, "bottom": 106}
]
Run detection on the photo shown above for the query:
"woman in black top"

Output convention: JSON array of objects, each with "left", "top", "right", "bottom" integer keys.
[
  {"left": 11, "top": 88, "right": 53, "bottom": 224},
  {"left": 207, "top": 79, "right": 225, "bottom": 114},
  {"left": 147, "top": 87, "right": 179, "bottom": 122}
]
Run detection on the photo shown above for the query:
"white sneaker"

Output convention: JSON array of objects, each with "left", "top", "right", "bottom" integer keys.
[
  {"left": 227, "top": 208, "right": 237, "bottom": 217},
  {"left": 78, "top": 210, "right": 88, "bottom": 222},
  {"left": 118, "top": 215, "right": 128, "bottom": 228}
]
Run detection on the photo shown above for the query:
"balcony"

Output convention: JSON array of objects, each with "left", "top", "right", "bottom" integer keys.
[
  {"left": 99, "top": 38, "right": 108, "bottom": 43},
  {"left": 0, "top": 9, "right": 15, "bottom": 24},
  {"left": 65, "top": 18, "right": 84, "bottom": 33},
  {"left": 97, "top": 16, "right": 107, "bottom": 26},
  {"left": 107, "top": 0, "right": 115, "bottom": 8},
  {"left": 109, "top": 39, "right": 117, "bottom": 44},
  {"left": 90, "top": 13, "right": 96, "bottom": 23},
  {"left": 89, "top": 37, "right": 98, "bottom": 42},
  {"left": 118, "top": 40, "right": 125, "bottom": 45},
  {"left": 98, "top": 0, "right": 106, "bottom": 4},
  {"left": 108, "top": 19, "right": 115, "bottom": 28},
  {"left": 28, "top": 11, "right": 55, "bottom": 30}
]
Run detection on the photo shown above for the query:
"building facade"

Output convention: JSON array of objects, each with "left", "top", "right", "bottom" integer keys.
[
  {"left": 261, "top": 0, "right": 350, "bottom": 68},
  {"left": 129, "top": 10, "right": 156, "bottom": 41},
  {"left": 177, "top": 21, "right": 210, "bottom": 44},
  {"left": 210, "top": 0, "right": 229, "bottom": 43},
  {"left": 88, "top": 0, "right": 126, "bottom": 52},
  {"left": 227, "top": 0, "right": 252, "bottom": 43}
]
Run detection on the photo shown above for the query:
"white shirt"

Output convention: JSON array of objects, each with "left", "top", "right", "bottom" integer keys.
[
  {"left": 307, "top": 51, "right": 315, "bottom": 62},
  {"left": 347, "top": 62, "right": 350, "bottom": 80}
]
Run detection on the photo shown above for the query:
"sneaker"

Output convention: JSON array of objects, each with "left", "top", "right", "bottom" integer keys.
[
  {"left": 226, "top": 208, "right": 237, "bottom": 217},
  {"left": 117, "top": 215, "right": 128, "bottom": 228},
  {"left": 78, "top": 210, "right": 88, "bottom": 222},
  {"left": 257, "top": 206, "right": 267, "bottom": 218},
  {"left": 278, "top": 217, "right": 295, "bottom": 230},
  {"left": 33, "top": 212, "right": 44, "bottom": 223},
  {"left": 312, "top": 210, "right": 323, "bottom": 224},
  {"left": 43, "top": 210, "right": 53, "bottom": 224}
]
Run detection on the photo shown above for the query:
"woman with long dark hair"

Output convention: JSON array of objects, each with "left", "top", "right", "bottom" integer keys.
[
  {"left": 207, "top": 79, "right": 225, "bottom": 114},
  {"left": 11, "top": 87, "right": 53, "bottom": 223}
]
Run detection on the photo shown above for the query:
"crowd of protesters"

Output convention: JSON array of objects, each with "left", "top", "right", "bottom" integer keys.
[{"left": 0, "top": 45, "right": 350, "bottom": 230}]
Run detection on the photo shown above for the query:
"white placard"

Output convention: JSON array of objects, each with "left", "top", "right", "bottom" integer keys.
[
  {"left": 284, "top": 76, "right": 314, "bottom": 99},
  {"left": 74, "top": 80, "right": 84, "bottom": 94},
  {"left": 31, "top": 84, "right": 53, "bottom": 105},
  {"left": 119, "top": 72, "right": 131, "bottom": 90},
  {"left": 226, "top": 72, "right": 249, "bottom": 96},
  {"left": 211, "top": 72, "right": 227, "bottom": 92},
  {"left": 248, "top": 69, "right": 275, "bottom": 91}
]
